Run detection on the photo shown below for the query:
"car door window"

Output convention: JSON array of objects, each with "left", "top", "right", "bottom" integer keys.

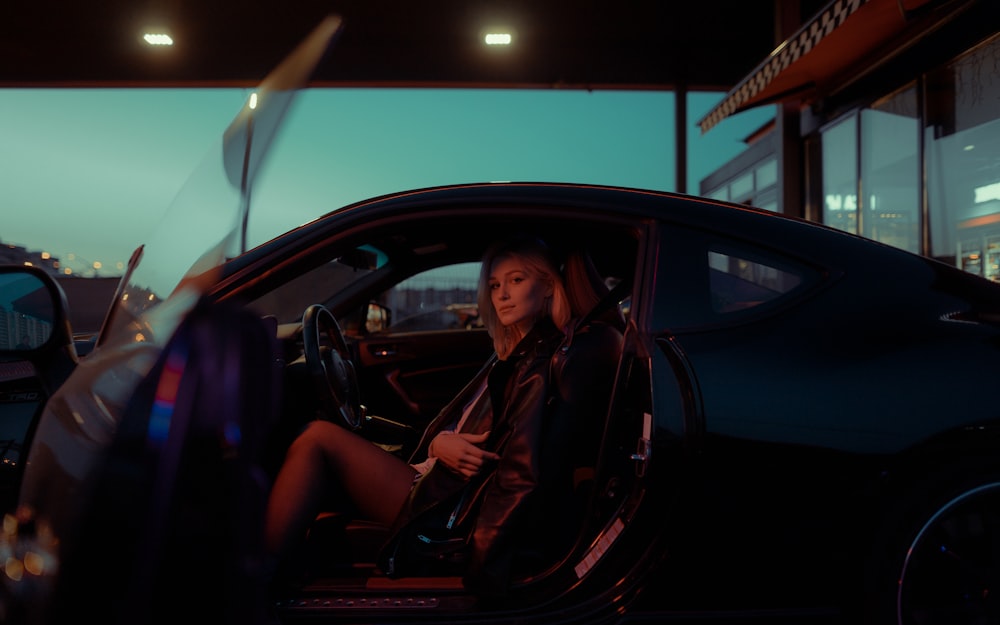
[
  {"left": 374, "top": 262, "right": 482, "bottom": 334},
  {"left": 708, "top": 250, "right": 804, "bottom": 314},
  {"left": 659, "top": 228, "right": 821, "bottom": 330}
]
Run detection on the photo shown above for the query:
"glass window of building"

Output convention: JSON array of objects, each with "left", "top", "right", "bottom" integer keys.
[
  {"left": 926, "top": 33, "right": 1000, "bottom": 281},
  {"left": 754, "top": 159, "right": 778, "bottom": 211},
  {"left": 862, "top": 86, "right": 920, "bottom": 253},
  {"left": 730, "top": 171, "right": 754, "bottom": 202},
  {"left": 821, "top": 116, "right": 858, "bottom": 235},
  {"left": 755, "top": 159, "right": 777, "bottom": 189},
  {"left": 754, "top": 188, "right": 778, "bottom": 212},
  {"left": 821, "top": 88, "right": 920, "bottom": 252}
]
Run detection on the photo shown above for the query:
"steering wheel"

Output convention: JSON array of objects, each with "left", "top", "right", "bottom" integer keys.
[{"left": 301, "top": 304, "right": 363, "bottom": 429}]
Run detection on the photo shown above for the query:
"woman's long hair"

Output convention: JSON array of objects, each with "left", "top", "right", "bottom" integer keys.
[{"left": 478, "top": 236, "right": 571, "bottom": 359}]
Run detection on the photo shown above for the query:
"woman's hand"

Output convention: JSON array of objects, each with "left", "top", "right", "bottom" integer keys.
[{"left": 430, "top": 431, "right": 501, "bottom": 479}]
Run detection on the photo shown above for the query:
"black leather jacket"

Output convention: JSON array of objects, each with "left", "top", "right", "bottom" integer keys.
[{"left": 377, "top": 317, "right": 564, "bottom": 593}]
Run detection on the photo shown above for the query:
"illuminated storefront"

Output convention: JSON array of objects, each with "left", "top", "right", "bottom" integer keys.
[{"left": 700, "top": 0, "right": 1000, "bottom": 281}]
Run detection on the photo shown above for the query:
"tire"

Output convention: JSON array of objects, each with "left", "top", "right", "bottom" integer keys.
[{"left": 866, "top": 474, "right": 1000, "bottom": 624}]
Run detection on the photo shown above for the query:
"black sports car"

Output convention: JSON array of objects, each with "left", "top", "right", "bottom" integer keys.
[{"left": 2, "top": 15, "right": 1000, "bottom": 625}]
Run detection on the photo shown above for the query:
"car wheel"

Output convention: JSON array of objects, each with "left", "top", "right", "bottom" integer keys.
[{"left": 867, "top": 473, "right": 1000, "bottom": 624}]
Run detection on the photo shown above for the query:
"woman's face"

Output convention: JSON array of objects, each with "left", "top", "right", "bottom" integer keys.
[{"left": 488, "top": 255, "right": 552, "bottom": 335}]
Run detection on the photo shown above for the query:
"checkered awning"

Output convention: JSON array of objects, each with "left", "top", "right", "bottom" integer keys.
[{"left": 698, "top": 0, "right": 872, "bottom": 133}]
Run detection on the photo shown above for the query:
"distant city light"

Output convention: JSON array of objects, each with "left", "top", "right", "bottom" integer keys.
[
  {"left": 143, "top": 33, "right": 174, "bottom": 46},
  {"left": 484, "top": 33, "right": 512, "bottom": 45}
]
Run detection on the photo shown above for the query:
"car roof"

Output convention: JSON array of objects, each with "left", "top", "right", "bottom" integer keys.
[
  {"left": 223, "top": 181, "right": 1000, "bottom": 311},
  {"left": 232, "top": 182, "right": 654, "bottom": 282}
]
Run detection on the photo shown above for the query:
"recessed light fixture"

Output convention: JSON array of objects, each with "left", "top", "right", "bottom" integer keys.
[
  {"left": 143, "top": 32, "right": 174, "bottom": 46},
  {"left": 484, "top": 32, "right": 512, "bottom": 45}
]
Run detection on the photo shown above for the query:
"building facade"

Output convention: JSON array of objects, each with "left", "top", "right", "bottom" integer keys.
[{"left": 700, "top": 0, "right": 1000, "bottom": 280}]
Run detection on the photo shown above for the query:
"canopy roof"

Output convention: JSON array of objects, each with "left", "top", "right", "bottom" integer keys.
[{"left": 2, "top": 0, "right": 781, "bottom": 90}]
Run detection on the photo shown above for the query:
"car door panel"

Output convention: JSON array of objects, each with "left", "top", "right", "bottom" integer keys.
[{"left": 354, "top": 328, "right": 494, "bottom": 431}]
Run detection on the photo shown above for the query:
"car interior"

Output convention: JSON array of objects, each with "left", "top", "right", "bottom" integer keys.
[
  {"left": 22, "top": 209, "right": 661, "bottom": 620},
  {"left": 244, "top": 215, "right": 636, "bottom": 577},
  {"left": 98, "top": 211, "right": 640, "bottom": 607}
]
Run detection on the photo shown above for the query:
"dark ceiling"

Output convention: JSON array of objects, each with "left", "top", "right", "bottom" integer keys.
[{"left": 1, "top": 1, "right": 785, "bottom": 91}]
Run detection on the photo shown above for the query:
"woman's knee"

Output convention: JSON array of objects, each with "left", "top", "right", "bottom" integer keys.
[{"left": 287, "top": 420, "right": 348, "bottom": 457}]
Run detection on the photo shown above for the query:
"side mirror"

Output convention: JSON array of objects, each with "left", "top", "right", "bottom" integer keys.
[{"left": 0, "top": 266, "right": 77, "bottom": 389}]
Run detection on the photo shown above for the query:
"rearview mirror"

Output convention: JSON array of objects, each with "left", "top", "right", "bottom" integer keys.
[{"left": 337, "top": 247, "right": 382, "bottom": 272}]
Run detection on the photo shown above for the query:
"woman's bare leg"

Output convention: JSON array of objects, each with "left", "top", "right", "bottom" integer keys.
[{"left": 265, "top": 419, "right": 417, "bottom": 558}]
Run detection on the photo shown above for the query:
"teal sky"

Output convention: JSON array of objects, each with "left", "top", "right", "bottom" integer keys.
[{"left": 1, "top": 87, "right": 774, "bottom": 276}]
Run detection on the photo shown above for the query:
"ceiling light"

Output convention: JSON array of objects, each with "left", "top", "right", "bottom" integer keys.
[
  {"left": 143, "top": 33, "right": 174, "bottom": 46},
  {"left": 484, "top": 33, "right": 512, "bottom": 45}
]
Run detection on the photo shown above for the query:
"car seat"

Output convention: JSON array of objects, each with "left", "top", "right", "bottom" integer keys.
[{"left": 304, "top": 275, "right": 629, "bottom": 585}]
